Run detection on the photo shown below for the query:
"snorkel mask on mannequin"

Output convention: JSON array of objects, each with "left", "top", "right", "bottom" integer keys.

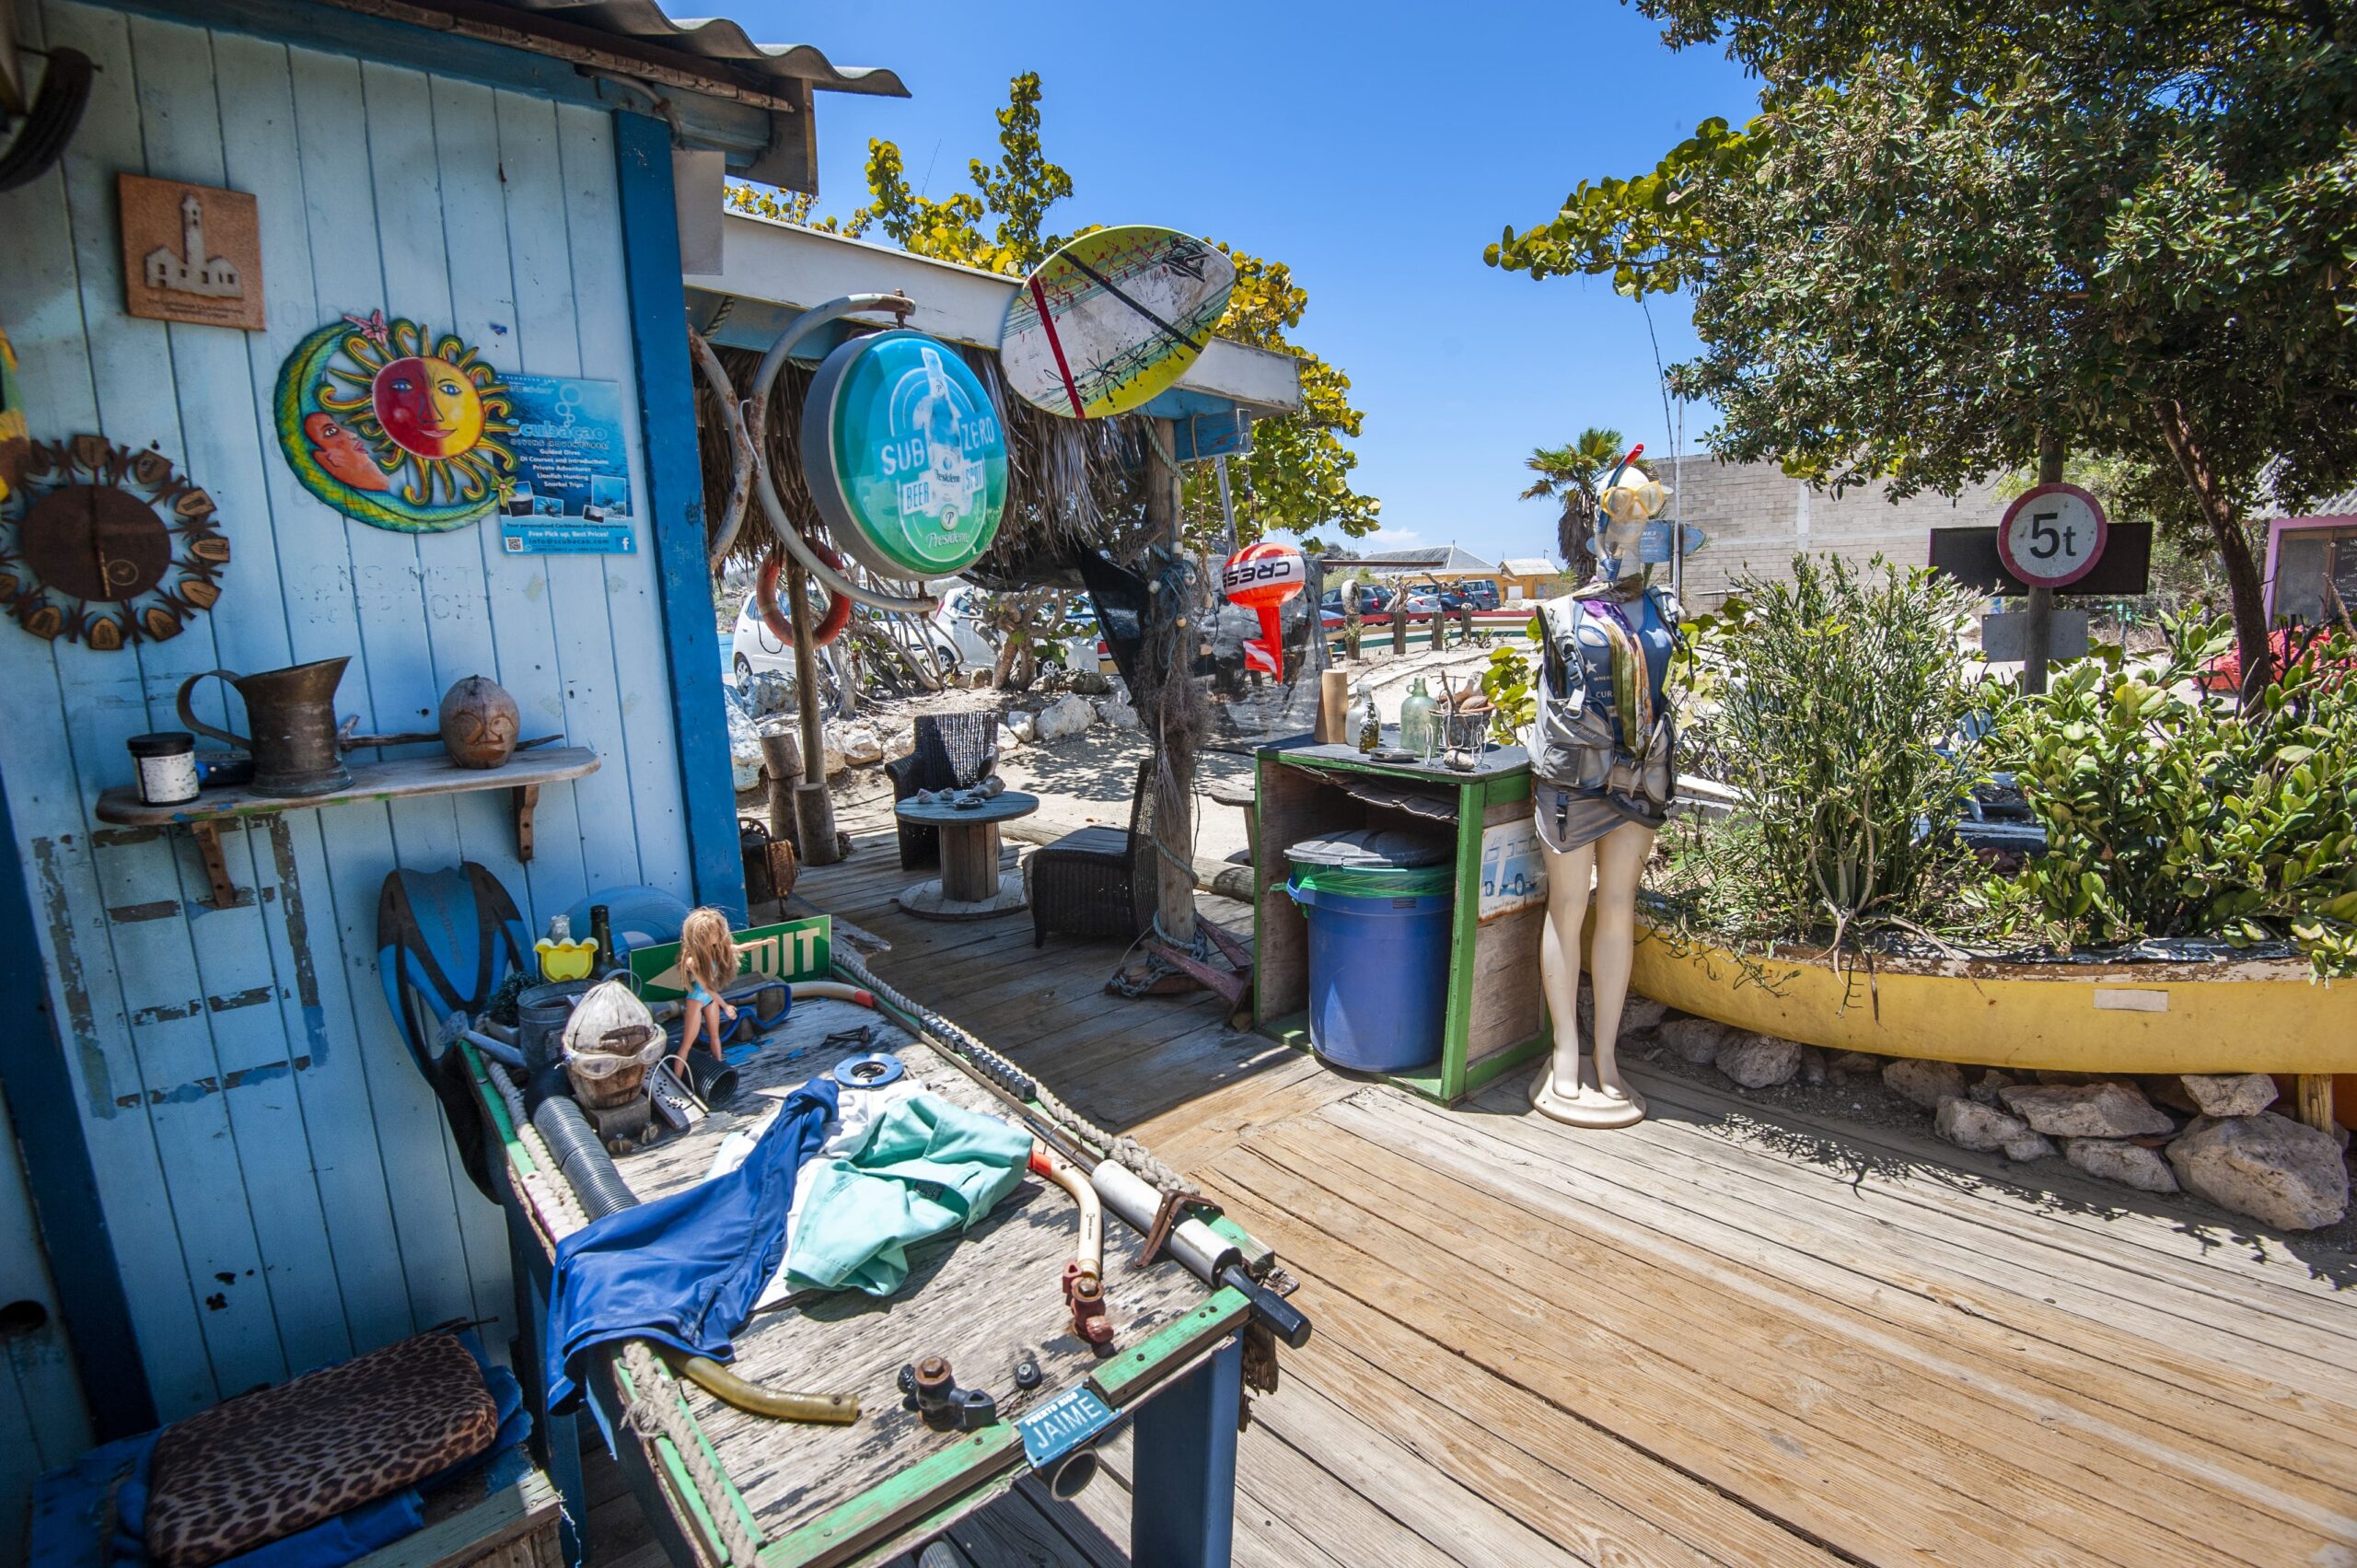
[{"left": 1591, "top": 444, "right": 1673, "bottom": 582}]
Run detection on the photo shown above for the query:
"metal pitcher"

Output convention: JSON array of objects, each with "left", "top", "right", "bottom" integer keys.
[{"left": 177, "top": 656, "right": 354, "bottom": 797}]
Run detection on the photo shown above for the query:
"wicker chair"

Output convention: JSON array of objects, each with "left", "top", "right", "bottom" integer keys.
[
  {"left": 886, "top": 712, "right": 998, "bottom": 869},
  {"left": 1028, "top": 760, "right": 1157, "bottom": 947}
]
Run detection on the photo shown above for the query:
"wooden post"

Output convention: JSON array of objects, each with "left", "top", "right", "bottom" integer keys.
[
  {"left": 787, "top": 554, "right": 842, "bottom": 864},
  {"left": 761, "top": 731, "right": 800, "bottom": 848},
  {"left": 1147, "top": 417, "right": 1197, "bottom": 946},
  {"left": 1391, "top": 598, "right": 1407, "bottom": 655},
  {"left": 2296, "top": 1074, "right": 2339, "bottom": 1137},
  {"left": 2022, "top": 436, "right": 2065, "bottom": 696}
]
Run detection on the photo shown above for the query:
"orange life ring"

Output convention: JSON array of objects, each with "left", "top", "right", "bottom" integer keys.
[{"left": 758, "top": 542, "right": 853, "bottom": 648}]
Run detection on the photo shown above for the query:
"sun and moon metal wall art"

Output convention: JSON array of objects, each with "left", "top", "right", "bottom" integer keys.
[
  {"left": 275, "top": 310, "right": 518, "bottom": 533},
  {"left": 0, "top": 435, "right": 229, "bottom": 647}
]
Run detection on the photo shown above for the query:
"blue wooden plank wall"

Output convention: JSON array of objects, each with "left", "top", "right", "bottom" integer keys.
[{"left": 0, "top": 0, "right": 698, "bottom": 1423}]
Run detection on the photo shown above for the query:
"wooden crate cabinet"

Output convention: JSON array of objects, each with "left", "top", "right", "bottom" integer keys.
[{"left": 1252, "top": 738, "right": 1549, "bottom": 1102}]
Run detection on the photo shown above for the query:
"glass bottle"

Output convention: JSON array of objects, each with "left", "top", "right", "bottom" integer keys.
[
  {"left": 1399, "top": 678, "right": 1436, "bottom": 758},
  {"left": 587, "top": 903, "right": 615, "bottom": 980},
  {"left": 1357, "top": 686, "right": 1381, "bottom": 752}
]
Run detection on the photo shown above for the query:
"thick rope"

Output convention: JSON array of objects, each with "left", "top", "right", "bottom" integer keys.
[{"left": 484, "top": 1062, "right": 763, "bottom": 1568}]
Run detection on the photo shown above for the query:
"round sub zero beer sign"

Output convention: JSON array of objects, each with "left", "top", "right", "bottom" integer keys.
[{"left": 1998, "top": 482, "right": 2108, "bottom": 588}]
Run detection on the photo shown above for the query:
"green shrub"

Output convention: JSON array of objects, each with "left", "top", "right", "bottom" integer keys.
[
  {"left": 1983, "top": 617, "right": 2357, "bottom": 976},
  {"left": 1659, "top": 556, "right": 1992, "bottom": 950}
]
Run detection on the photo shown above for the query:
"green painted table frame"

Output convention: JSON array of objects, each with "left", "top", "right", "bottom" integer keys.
[
  {"left": 1252, "top": 738, "right": 1550, "bottom": 1104},
  {"left": 462, "top": 988, "right": 1260, "bottom": 1568}
]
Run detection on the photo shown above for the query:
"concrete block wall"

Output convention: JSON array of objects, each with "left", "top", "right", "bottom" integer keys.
[{"left": 1664, "top": 457, "right": 2005, "bottom": 608}]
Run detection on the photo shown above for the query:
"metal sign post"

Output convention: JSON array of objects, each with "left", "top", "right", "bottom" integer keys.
[{"left": 1993, "top": 482, "right": 2108, "bottom": 693}]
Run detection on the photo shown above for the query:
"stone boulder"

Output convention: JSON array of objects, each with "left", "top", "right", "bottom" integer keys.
[
  {"left": 1969, "top": 1069, "right": 2017, "bottom": 1108},
  {"left": 1934, "top": 1097, "right": 2032, "bottom": 1154},
  {"left": 1619, "top": 997, "right": 1668, "bottom": 1034},
  {"left": 832, "top": 726, "right": 885, "bottom": 769},
  {"left": 2003, "top": 1132, "right": 2056, "bottom": 1163},
  {"left": 1069, "top": 669, "right": 1112, "bottom": 696},
  {"left": 2166, "top": 1113, "right": 2350, "bottom": 1230},
  {"left": 1006, "top": 709, "right": 1039, "bottom": 744},
  {"left": 1998, "top": 1081, "right": 2174, "bottom": 1139},
  {"left": 1798, "top": 1045, "right": 1829, "bottom": 1087},
  {"left": 995, "top": 723, "right": 1024, "bottom": 756},
  {"left": 1096, "top": 698, "right": 1140, "bottom": 730},
  {"left": 1718, "top": 1033, "right": 1802, "bottom": 1089},
  {"left": 2178, "top": 1073, "right": 2277, "bottom": 1119},
  {"left": 1033, "top": 694, "right": 1098, "bottom": 742},
  {"left": 1659, "top": 1017, "right": 1729, "bottom": 1067},
  {"left": 2064, "top": 1137, "right": 2180, "bottom": 1194},
  {"left": 1884, "top": 1059, "right": 1968, "bottom": 1111},
  {"left": 1828, "top": 1051, "right": 1885, "bottom": 1076}
]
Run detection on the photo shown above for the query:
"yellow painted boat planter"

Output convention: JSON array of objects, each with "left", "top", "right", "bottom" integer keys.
[{"left": 1629, "top": 920, "right": 2357, "bottom": 1076}]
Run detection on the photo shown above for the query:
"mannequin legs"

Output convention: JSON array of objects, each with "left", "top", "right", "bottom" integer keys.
[{"left": 1531, "top": 819, "right": 1656, "bottom": 1127}]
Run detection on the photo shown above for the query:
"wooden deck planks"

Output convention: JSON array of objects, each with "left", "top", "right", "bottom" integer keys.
[{"left": 753, "top": 834, "right": 2357, "bottom": 1566}]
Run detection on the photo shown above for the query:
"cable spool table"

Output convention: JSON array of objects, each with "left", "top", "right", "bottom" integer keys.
[{"left": 892, "top": 790, "right": 1039, "bottom": 920}]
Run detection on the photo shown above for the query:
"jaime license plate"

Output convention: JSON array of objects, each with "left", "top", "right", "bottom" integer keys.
[{"left": 1017, "top": 1386, "right": 1116, "bottom": 1470}]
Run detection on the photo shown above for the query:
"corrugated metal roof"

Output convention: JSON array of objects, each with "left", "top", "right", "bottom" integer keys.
[{"left": 489, "top": 1, "right": 908, "bottom": 96}]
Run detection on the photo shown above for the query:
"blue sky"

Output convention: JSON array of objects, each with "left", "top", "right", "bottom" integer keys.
[{"left": 750, "top": 1, "right": 1760, "bottom": 567}]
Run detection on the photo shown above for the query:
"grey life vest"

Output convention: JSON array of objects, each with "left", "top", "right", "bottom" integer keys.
[{"left": 1531, "top": 589, "right": 1678, "bottom": 809}]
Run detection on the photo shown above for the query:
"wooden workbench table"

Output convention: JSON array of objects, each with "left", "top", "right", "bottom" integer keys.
[{"left": 470, "top": 988, "right": 1258, "bottom": 1568}]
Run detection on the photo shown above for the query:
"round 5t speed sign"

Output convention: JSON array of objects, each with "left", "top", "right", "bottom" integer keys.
[{"left": 1998, "top": 482, "right": 2108, "bottom": 588}]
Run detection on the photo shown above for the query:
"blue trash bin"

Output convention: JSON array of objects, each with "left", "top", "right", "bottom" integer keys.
[{"left": 1285, "top": 830, "right": 1454, "bottom": 1073}]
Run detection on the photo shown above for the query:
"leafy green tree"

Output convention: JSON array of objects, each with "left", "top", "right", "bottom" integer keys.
[
  {"left": 726, "top": 73, "right": 1377, "bottom": 551},
  {"left": 1179, "top": 247, "right": 1379, "bottom": 550},
  {"left": 1488, "top": 3, "right": 2357, "bottom": 692},
  {"left": 1518, "top": 426, "right": 1630, "bottom": 577}
]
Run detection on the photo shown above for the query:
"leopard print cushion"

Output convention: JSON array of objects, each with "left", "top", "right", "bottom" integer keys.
[{"left": 145, "top": 1332, "right": 497, "bottom": 1568}]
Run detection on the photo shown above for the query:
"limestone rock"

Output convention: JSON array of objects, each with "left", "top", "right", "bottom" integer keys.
[
  {"left": 1798, "top": 1045, "right": 1829, "bottom": 1087},
  {"left": 1718, "top": 1033, "right": 1802, "bottom": 1090},
  {"left": 2003, "top": 1132, "right": 2057, "bottom": 1163},
  {"left": 1884, "top": 1058, "right": 1968, "bottom": 1111},
  {"left": 1659, "top": 1017, "right": 1728, "bottom": 1067},
  {"left": 833, "top": 726, "right": 884, "bottom": 768},
  {"left": 730, "top": 748, "right": 762, "bottom": 794},
  {"left": 2065, "top": 1137, "right": 2180, "bottom": 1194},
  {"left": 1034, "top": 694, "right": 1098, "bottom": 742},
  {"left": 2142, "top": 1074, "right": 2200, "bottom": 1115},
  {"left": 2178, "top": 1073, "right": 2277, "bottom": 1119},
  {"left": 1934, "top": 1097, "right": 2032, "bottom": 1154},
  {"left": 1006, "top": 709, "right": 1039, "bottom": 744},
  {"left": 994, "top": 724, "right": 1024, "bottom": 756},
  {"left": 1069, "top": 669, "right": 1112, "bottom": 696},
  {"left": 1970, "top": 1069, "right": 2017, "bottom": 1108},
  {"left": 1096, "top": 698, "right": 1140, "bottom": 730},
  {"left": 1619, "top": 997, "right": 1668, "bottom": 1034},
  {"left": 1829, "top": 1051, "right": 1884, "bottom": 1075},
  {"left": 2166, "top": 1112, "right": 2351, "bottom": 1230},
  {"left": 1999, "top": 1081, "right": 2174, "bottom": 1139}
]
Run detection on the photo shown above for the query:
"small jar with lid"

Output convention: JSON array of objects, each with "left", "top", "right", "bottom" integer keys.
[{"left": 128, "top": 732, "right": 201, "bottom": 807}]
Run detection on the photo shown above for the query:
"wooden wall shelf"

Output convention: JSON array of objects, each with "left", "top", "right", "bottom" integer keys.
[{"left": 95, "top": 747, "right": 599, "bottom": 908}]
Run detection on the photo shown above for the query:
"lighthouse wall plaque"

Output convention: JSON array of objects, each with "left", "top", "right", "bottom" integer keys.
[{"left": 118, "top": 175, "right": 265, "bottom": 331}]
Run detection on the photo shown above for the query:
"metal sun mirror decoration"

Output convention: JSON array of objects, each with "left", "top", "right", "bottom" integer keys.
[{"left": 0, "top": 433, "right": 229, "bottom": 647}]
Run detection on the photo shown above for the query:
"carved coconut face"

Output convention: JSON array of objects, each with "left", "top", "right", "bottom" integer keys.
[{"left": 438, "top": 676, "right": 520, "bottom": 768}]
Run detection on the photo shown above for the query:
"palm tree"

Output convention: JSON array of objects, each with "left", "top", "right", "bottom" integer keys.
[{"left": 1519, "top": 426, "right": 1630, "bottom": 582}]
